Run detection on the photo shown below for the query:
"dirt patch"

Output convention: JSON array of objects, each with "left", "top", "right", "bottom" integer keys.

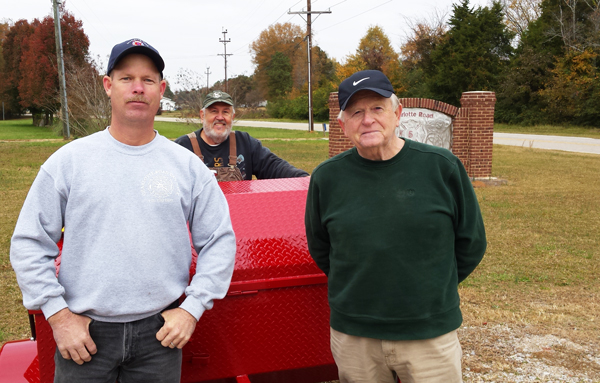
[{"left": 460, "top": 324, "right": 600, "bottom": 382}]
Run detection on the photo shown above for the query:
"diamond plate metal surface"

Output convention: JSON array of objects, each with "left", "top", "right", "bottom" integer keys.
[
  {"left": 182, "top": 177, "right": 335, "bottom": 382},
  {"left": 181, "top": 285, "right": 333, "bottom": 382},
  {"left": 35, "top": 314, "right": 55, "bottom": 383},
  {"left": 224, "top": 178, "right": 320, "bottom": 281}
]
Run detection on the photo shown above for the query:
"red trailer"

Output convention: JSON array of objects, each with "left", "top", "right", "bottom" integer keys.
[{"left": 0, "top": 178, "right": 338, "bottom": 383}]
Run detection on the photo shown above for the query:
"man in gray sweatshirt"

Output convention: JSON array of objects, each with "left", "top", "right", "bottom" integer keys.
[{"left": 10, "top": 38, "right": 236, "bottom": 383}]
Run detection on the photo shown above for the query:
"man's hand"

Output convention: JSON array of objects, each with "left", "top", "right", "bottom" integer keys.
[
  {"left": 47, "top": 308, "right": 97, "bottom": 365},
  {"left": 156, "top": 308, "right": 197, "bottom": 349}
]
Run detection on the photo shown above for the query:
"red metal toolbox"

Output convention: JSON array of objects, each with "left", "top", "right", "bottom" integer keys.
[{"left": 22, "top": 178, "right": 337, "bottom": 383}]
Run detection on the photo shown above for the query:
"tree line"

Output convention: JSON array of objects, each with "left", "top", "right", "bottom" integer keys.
[
  {"left": 239, "top": 0, "right": 600, "bottom": 127},
  {"left": 1, "top": 0, "right": 599, "bottom": 135}
]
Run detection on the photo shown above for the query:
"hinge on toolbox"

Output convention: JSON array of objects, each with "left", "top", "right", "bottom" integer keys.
[
  {"left": 184, "top": 353, "right": 210, "bottom": 365},
  {"left": 227, "top": 290, "right": 258, "bottom": 296}
]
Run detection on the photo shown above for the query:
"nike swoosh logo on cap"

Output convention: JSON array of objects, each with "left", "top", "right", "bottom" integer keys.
[{"left": 353, "top": 77, "right": 370, "bottom": 86}]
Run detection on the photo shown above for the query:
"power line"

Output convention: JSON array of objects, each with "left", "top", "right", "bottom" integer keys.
[
  {"left": 327, "top": 0, "right": 348, "bottom": 9},
  {"left": 229, "top": 0, "right": 306, "bottom": 55},
  {"left": 289, "top": 0, "right": 331, "bottom": 132},
  {"left": 68, "top": 0, "right": 115, "bottom": 44},
  {"left": 316, "top": 0, "right": 392, "bottom": 32},
  {"left": 205, "top": 66, "right": 211, "bottom": 92},
  {"left": 218, "top": 29, "right": 233, "bottom": 92}
]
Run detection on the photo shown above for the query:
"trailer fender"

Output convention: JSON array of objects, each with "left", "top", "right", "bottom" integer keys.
[{"left": 0, "top": 339, "right": 39, "bottom": 383}]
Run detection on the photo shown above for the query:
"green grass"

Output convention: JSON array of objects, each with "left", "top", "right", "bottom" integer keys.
[
  {"left": 5, "top": 118, "right": 600, "bottom": 141},
  {"left": 153, "top": 120, "right": 329, "bottom": 140},
  {"left": 260, "top": 139, "right": 330, "bottom": 174},
  {"left": 459, "top": 145, "right": 600, "bottom": 337},
  {"left": 0, "top": 119, "right": 63, "bottom": 140}
]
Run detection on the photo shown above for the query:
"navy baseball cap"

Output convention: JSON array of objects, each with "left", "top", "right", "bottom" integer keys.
[
  {"left": 106, "top": 38, "right": 165, "bottom": 77},
  {"left": 338, "top": 70, "right": 394, "bottom": 110}
]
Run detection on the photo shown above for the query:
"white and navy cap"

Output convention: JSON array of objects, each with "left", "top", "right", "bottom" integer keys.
[
  {"left": 106, "top": 38, "right": 165, "bottom": 77},
  {"left": 338, "top": 70, "right": 394, "bottom": 110}
]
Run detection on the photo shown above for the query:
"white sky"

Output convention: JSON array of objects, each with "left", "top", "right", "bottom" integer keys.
[{"left": 2, "top": 0, "right": 492, "bottom": 90}]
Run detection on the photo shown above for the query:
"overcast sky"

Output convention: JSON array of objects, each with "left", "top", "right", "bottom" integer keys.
[{"left": 3, "top": 0, "right": 492, "bottom": 89}]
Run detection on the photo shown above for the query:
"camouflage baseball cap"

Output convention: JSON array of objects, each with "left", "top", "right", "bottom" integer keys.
[{"left": 203, "top": 91, "right": 234, "bottom": 109}]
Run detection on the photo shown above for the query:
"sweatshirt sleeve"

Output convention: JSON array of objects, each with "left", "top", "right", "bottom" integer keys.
[
  {"left": 450, "top": 159, "right": 487, "bottom": 283},
  {"left": 304, "top": 174, "right": 331, "bottom": 276},
  {"left": 180, "top": 176, "right": 236, "bottom": 320},
  {"left": 10, "top": 167, "right": 69, "bottom": 319},
  {"left": 247, "top": 134, "right": 309, "bottom": 179}
]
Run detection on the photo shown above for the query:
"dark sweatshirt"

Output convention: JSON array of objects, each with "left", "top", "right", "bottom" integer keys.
[
  {"left": 175, "top": 128, "right": 308, "bottom": 180},
  {"left": 305, "top": 139, "right": 486, "bottom": 340}
]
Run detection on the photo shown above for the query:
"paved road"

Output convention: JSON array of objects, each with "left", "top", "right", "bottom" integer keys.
[
  {"left": 156, "top": 117, "right": 600, "bottom": 155},
  {"left": 156, "top": 117, "right": 327, "bottom": 132},
  {"left": 493, "top": 132, "right": 600, "bottom": 155}
]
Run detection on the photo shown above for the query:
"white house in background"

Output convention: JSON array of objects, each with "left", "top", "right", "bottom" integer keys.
[{"left": 160, "top": 97, "right": 176, "bottom": 111}]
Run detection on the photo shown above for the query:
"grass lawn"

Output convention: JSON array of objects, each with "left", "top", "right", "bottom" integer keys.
[
  {"left": 1, "top": 118, "right": 599, "bottom": 380},
  {"left": 153, "top": 120, "right": 329, "bottom": 140},
  {"left": 0, "top": 118, "right": 63, "bottom": 140}
]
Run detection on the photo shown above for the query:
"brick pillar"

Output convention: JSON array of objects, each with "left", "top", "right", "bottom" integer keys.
[
  {"left": 328, "top": 92, "right": 354, "bottom": 158},
  {"left": 453, "top": 91, "right": 495, "bottom": 178}
]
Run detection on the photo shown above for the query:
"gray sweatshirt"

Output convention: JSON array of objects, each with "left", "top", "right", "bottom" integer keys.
[{"left": 10, "top": 128, "right": 236, "bottom": 322}]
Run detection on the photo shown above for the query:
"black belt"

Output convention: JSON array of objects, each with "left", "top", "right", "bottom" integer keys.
[{"left": 163, "top": 300, "right": 180, "bottom": 311}]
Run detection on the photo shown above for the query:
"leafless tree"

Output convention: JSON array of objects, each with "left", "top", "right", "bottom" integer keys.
[
  {"left": 174, "top": 68, "right": 205, "bottom": 130},
  {"left": 61, "top": 55, "right": 110, "bottom": 137},
  {"left": 553, "top": 0, "right": 600, "bottom": 51},
  {"left": 400, "top": 9, "right": 448, "bottom": 70},
  {"left": 500, "top": 0, "right": 543, "bottom": 39}
]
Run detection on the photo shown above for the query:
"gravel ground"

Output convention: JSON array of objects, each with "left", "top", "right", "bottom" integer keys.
[{"left": 460, "top": 324, "right": 600, "bottom": 382}]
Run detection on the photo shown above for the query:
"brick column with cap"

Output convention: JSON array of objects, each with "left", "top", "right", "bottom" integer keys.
[
  {"left": 328, "top": 92, "right": 353, "bottom": 158},
  {"left": 453, "top": 91, "right": 495, "bottom": 178}
]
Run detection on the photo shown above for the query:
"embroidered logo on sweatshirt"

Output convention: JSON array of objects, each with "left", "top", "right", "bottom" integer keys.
[
  {"left": 141, "top": 170, "right": 180, "bottom": 202},
  {"left": 397, "top": 189, "right": 415, "bottom": 199}
]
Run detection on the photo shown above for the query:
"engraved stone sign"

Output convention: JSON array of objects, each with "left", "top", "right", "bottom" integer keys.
[{"left": 396, "top": 108, "right": 453, "bottom": 150}]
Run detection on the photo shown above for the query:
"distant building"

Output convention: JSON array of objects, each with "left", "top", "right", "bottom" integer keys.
[{"left": 160, "top": 97, "right": 176, "bottom": 111}]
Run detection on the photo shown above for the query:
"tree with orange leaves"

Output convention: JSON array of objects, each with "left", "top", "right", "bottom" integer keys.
[
  {"left": 18, "top": 8, "right": 89, "bottom": 125},
  {"left": 0, "top": 19, "right": 35, "bottom": 118},
  {"left": 337, "top": 26, "right": 404, "bottom": 94},
  {"left": 249, "top": 22, "right": 305, "bottom": 100}
]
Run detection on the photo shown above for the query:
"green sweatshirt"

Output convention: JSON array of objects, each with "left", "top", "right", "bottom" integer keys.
[{"left": 305, "top": 139, "right": 486, "bottom": 340}]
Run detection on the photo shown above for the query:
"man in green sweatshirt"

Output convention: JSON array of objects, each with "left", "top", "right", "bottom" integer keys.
[{"left": 304, "top": 70, "right": 486, "bottom": 383}]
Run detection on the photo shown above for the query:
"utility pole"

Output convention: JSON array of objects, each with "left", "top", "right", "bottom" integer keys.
[
  {"left": 205, "top": 66, "right": 211, "bottom": 93},
  {"left": 218, "top": 29, "right": 232, "bottom": 92},
  {"left": 289, "top": 1, "right": 331, "bottom": 132},
  {"left": 52, "top": 0, "right": 70, "bottom": 139}
]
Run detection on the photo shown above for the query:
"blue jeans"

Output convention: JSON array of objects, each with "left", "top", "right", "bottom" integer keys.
[{"left": 54, "top": 312, "right": 182, "bottom": 383}]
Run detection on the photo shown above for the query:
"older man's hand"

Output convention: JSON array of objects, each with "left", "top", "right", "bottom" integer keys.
[
  {"left": 156, "top": 308, "right": 198, "bottom": 349},
  {"left": 47, "top": 308, "right": 97, "bottom": 365}
]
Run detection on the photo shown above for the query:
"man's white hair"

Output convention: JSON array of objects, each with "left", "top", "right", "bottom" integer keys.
[
  {"left": 338, "top": 93, "right": 400, "bottom": 122},
  {"left": 202, "top": 106, "right": 235, "bottom": 115}
]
